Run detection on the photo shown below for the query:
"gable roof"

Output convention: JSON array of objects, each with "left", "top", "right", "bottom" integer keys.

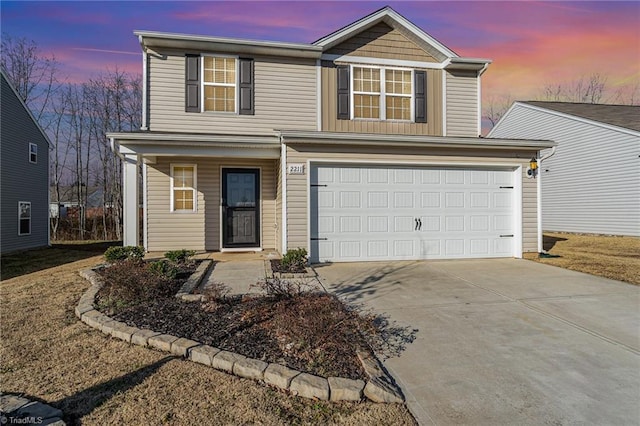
[
  {"left": 136, "top": 7, "right": 490, "bottom": 70},
  {"left": 0, "top": 68, "right": 52, "bottom": 147},
  {"left": 522, "top": 101, "right": 640, "bottom": 133},
  {"left": 313, "top": 6, "right": 457, "bottom": 60}
]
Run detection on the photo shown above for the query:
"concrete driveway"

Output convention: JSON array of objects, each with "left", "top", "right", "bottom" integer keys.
[{"left": 315, "top": 259, "right": 640, "bottom": 425}]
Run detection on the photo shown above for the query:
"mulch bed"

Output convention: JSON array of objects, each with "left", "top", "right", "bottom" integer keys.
[{"left": 95, "top": 262, "right": 370, "bottom": 380}]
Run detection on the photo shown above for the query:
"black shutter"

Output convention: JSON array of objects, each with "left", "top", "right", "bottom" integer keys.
[
  {"left": 185, "top": 54, "right": 200, "bottom": 113},
  {"left": 239, "top": 58, "right": 254, "bottom": 115},
  {"left": 336, "top": 65, "right": 350, "bottom": 120},
  {"left": 414, "top": 70, "right": 427, "bottom": 123}
]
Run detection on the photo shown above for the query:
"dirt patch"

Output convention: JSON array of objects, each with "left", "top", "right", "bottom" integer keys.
[
  {"left": 0, "top": 254, "right": 415, "bottom": 425},
  {"left": 524, "top": 232, "right": 640, "bottom": 285}
]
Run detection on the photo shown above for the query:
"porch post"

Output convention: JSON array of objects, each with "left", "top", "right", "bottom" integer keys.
[{"left": 123, "top": 153, "right": 140, "bottom": 247}]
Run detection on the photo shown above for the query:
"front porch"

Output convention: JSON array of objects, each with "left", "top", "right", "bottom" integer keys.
[{"left": 109, "top": 132, "right": 283, "bottom": 253}]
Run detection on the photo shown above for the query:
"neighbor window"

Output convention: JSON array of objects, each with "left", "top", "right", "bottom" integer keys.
[
  {"left": 352, "top": 66, "right": 413, "bottom": 121},
  {"left": 171, "top": 165, "right": 197, "bottom": 212},
  {"left": 18, "top": 202, "right": 31, "bottom": 235},
  {"left": 203, "top": 56, "right": 236, "bottom": 112},
  {"left": 29, "top": 143, "right": 37, "bottom": 163}
]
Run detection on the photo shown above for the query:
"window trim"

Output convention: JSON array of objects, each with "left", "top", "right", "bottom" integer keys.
[
  {"left": 29, "top": 143, "right": 37, "bottom": 164},
  {"left": 170, "top": 164, "right": 197, "bottom": 213},
  {"left": 350, "top": 64, "right": 414, "bottom": 122},
  {"left": 18, "top": 201, "right": 31, "bottom": 236},
  {"left": 201, "top": 54, "right": 239, "bottom": 114}
]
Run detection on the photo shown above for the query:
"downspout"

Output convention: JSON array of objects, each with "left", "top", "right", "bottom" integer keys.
[
  {"left": 138, "top": 35, "right": 148, "bottom": 131},
  {"left": 537, "top": 146, "right": 557, "bottom": 254}
]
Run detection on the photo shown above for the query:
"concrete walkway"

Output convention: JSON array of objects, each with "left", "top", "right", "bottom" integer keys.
[
  {"left": 203, "top": 260, "right": 268, "bottom": 295},
  {"left": 315, "top": 259, "right": 640, "bottom": 425}
]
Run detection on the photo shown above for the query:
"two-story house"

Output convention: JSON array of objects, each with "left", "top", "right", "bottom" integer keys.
[
  {"left": 1, "top": 69, "right": 51, "bottom": 254},
  {"left": 109, "top": 7, "right": 554, "bottom": 262}
]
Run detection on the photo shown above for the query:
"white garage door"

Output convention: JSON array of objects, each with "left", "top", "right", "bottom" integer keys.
[{"left": 310, "top": 164, "right": 516, "bottom": 263}]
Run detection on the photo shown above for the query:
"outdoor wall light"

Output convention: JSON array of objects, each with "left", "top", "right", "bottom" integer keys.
[{"left": 527, "top": 157, "right": 538, "bottom": 178}]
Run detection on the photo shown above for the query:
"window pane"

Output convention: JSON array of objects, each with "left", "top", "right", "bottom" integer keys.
[
  {"left": 353, "top": 67, "right": 380, "bottom": 94},
  {"left": 354, "top": 94, "right": 380, "bottom": 119},
  {"left": 203, "top": 57, "right": 236, "bottom": 84},
  {"left": 174, "top": 189, "right": 194, "bottom": 210},
  {"left": 20, "top": 219, "right": 30, "bottom": 234},
  {"left": 386, "top": 70, "right": 412, "bottom": 95},
  {"left": 386, "top": 96, "right": 411, "bottom": 120},
  {"left": 173, "top": 167, "right": 194, "bottom": 188},
  {"left": 204, "top": 85, "right": 235, "bottom": 112}
]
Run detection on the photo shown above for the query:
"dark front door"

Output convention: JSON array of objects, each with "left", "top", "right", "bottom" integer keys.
[{"left": 222, "top": 168, "right": 260, "bottom": 248}]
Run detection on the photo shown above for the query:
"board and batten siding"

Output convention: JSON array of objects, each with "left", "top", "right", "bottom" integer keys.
[
  {"left": 284, "top": 144, "right": 538, "bottom": 254},
  {"left": 148, "top": 51, "right": 317, "bottom": 134},
  {"left": 320, "top": 63, "right": 443, "bottom": 135},
  {"left": 1, "top": 74, "right": 50, "bottom": 253},
  {"left": 326, "top": 22, "right": 438, "bottom": 62},
  {"left": 445, "top": 70, "right": 479, "bottom": 137},
  {"left": 146, "top": 157, "right": 278, "bottom": 252},
  {"left": 490, "top": 105, "right": 640, "bottom": 236}
]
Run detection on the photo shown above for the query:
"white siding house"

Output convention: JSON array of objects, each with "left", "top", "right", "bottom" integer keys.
[{"left": 489, "top": 101, "right": 640, "bottom": 237}]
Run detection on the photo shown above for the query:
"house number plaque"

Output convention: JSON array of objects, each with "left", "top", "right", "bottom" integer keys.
[{"left": 287, "top": 164, "right": 305, "bottom": 175}]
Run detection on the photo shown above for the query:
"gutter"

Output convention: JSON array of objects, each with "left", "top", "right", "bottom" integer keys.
[{"left": 537, "top": 146, "right": 557, "bottom": 254}]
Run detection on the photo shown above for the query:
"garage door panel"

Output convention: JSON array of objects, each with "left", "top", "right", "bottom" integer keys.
[{"left": 310, "top": 165, "right": 516, "bottom": 263}]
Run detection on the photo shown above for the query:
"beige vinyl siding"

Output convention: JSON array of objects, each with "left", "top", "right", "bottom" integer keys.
[
  {"left": 446, "top": 70, "right": 479, "bottom": 137},
  {"left": 148, "top": 51, "right": 317, "bottom": 134},
  {"left": 326, "top": 22, "right": 438, "bottom": 62},
  {"left": 285, "top": 144, "right": 538, "bottom": 253},
  {"left": 146, "top": 157, "right": 277, "bottom": 252},
  {"left": 321, "top": 64, "right": 443, "bottom": 135}
]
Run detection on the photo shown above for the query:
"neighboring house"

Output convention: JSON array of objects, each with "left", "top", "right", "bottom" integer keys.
[
  {"left": 109, "top": 7, "right": 554, "bottom": 262},
  {"left": 1, "top": 69, "right": 51, "bottom": 254},
  {"left": 489, "top": 101, "right": 640, "bottom": 237},
  {"left": 50, "top": 186, "right": 109, "bottom": 218}
]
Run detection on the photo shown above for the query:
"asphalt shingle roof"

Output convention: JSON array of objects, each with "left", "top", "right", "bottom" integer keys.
[{"left": 523, "top": 101, "right": 640, "bottom": 133}]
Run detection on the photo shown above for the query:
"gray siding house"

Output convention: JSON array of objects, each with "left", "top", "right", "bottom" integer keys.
[
  {"left": 1, "top": 69, "right": 51, "bottom": 253},
  {"left": 109, "top": 7, "right": 554, "bottom": 262},
  {"left": 489, "top": 101, "right": 640, "bottom": 237}
]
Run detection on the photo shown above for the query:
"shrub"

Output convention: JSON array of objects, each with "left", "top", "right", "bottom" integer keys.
[
  {"left": 164, "top": 249, "right": 196, "bottom": 264},
  {"left": 148, "top": 259, "right": 179, "bottom": 280},
  {"left": 254, "top": 277, "right": 303, "bottom": 299},
  {"left": 104, "top": 245, "right": 145, "bottom": 263},
  {"left": 280, "top": 248, "right": 308, "bottom": 272},
  {"left": 97, "top": 259, "right": 175, "bottom": 314}
]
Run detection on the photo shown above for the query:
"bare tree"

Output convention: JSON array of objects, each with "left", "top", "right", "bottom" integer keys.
[
  {"left": 484, "top": 93, "right": 513, "bottom": 128},
  {"left": 539, "top": 73, "right": 608, "bottom": 104},
  {"left": 1, "top": 34, "right": 60, "bottom": 126}
]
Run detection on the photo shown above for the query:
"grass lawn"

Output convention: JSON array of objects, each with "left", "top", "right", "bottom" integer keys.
[
  {"left": 0, "top": 247, "right": 415, "bottom": 425},
  {"left": 524, "top": 232, "right": 640, "bottom": 285}
]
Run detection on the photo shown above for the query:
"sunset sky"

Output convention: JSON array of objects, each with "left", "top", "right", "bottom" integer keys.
[{"left": 2, "top": 1, "right": 639, "bottom": 118}]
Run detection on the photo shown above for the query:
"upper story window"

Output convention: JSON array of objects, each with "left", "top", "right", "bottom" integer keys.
[
  {"left": 171, "top": 164, "right": 197, "bottom": 212},
  {"left": 185, "top": 54, "right": 254, "bottom": 115},
  {"left": 29, "top": 143, "right": 37, "bottom": 163},
  {"left": 351, "top": 66, "right": 414, "bottom": 121},
  {"left": 203, "top": 56, "right": 237, "bottom": 113},
  {"left": 337, "top": 65, "right": 426, "bottom": 123}
]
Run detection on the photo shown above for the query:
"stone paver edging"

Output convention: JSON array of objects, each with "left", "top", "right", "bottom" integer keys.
[
  {"left": 77, "top": 267, "right": 403, "bottom": 403},
  {"left": 0, "top": 393, "right": 65, "bottom": 425},
  {"left": 175, "top": 260, "right": 212, "bottom": 301}
]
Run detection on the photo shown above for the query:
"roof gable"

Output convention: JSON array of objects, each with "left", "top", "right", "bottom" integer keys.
[
  {"left": 0, "top": 68, "right": 51, "bottom": 147},
  {"left": 313, "top": 6, "right": 457, "bottom": 62},
  {"left": 523, "top": 101, "right": 640, "bottom": 133},
  {"left": 325, "top": 22, "right": 439, "bottom": 63}
]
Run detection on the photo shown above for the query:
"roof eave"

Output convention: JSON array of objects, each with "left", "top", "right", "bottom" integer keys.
[
  {"left": 135, "top": 30, "right": 322, "bottom": 59},
  {"left": 278, "top": 130, "right": 555, "bottom": 150}
]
